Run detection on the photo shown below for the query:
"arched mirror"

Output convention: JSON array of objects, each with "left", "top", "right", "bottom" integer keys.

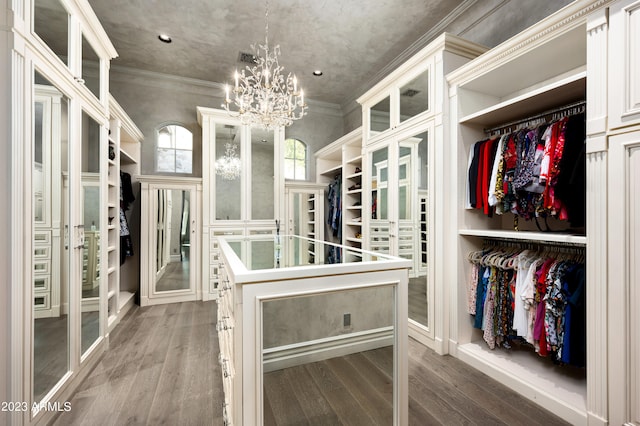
[{"left": 32, "top": 71, "right": 70, "bottom": 402}]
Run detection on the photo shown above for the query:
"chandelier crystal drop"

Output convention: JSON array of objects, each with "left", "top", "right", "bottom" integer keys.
[{"left": 222, "top": 0, "right": 307, "bottom": 129}]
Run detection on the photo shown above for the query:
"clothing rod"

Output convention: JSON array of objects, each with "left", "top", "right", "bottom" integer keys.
[
  {"left": 483, "top": 100, "right": 586, "bottom": 135},
  {"left": 481, "top": 236, "right": 586, "bottom": 248}
]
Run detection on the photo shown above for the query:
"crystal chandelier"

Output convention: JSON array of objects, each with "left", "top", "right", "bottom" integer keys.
[
  {"left": 215, "top": 128, "right": 242, "bottom": 180},
  {"left": 222, "top": 0, "right": 307, "bottom": 129}
]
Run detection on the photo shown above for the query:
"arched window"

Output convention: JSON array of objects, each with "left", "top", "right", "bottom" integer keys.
[
  {"left": 284, "top": 138, "right": 306, "bottom": 180},
  {"left": 156, "top": 124, "right": 193, "bottom": 173}
]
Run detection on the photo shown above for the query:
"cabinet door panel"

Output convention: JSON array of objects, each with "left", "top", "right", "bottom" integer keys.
[{"left": 609, "top": 0, "right": 640, "bottom": 129}]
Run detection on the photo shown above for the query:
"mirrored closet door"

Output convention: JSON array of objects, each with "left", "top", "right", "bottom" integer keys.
[
  {"left": 139, "top": 178, "right": 201, "bottom": 306},
  {"left": 366, "top": 128, "right": 431, "bottom": 331},
  {"left": 32, "top": 71, "right": 70, "bottom": 403},
  {"left": 80, "top": 111, "right": 103, "bottom": 355}
]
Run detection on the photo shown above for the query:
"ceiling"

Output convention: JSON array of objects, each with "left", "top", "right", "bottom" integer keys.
[{"left": 86, "top": 0, "right": 468, "bottom": 106}]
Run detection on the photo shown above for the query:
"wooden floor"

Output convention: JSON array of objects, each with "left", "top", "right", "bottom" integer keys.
[
  {"left": 52, "top": 301, "right": 222, "bottom": 426},
  {"left": 52, "top": 301, "right": 569, "bottom": 426}
]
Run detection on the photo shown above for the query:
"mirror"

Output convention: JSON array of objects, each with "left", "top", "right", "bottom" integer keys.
[
  {"left": 215, "top": 124, "right": 241, "bottom": 220},
  {"left": 81, "top": 34, "right": 101, "bottom": 100},
  {"left": 370, "top": 146, "right": 389, "bottom": 254},
  {"left": 154, "top": 189, "right": 192, "bottom": 292},
  {"left": 81, "top": 111, "right": 101, "bottom": 355},
  {"left": 405, "top": 131, "right": 429, "bottom": 328},
  {"left": 32, "top": 71, "right": 69, "bottom": 402},
  {"left": 262, "top": 286, "right": 395, "bottom": 424},
  {"left": 400, "top": 69, "right": 430, "bottom": 123},
  {"left": 370, "top": 96, "right": 391, "bottom": 135},
  {"left": 251, "top": 128, "right": 275, "bottom": 220},
  {"left": 34, "top": 0, "right": 69, "bottom": 66}
]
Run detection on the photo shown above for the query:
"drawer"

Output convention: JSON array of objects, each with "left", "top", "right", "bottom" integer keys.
[
  {"left": 33, "top": 275, "right": 50, "bottom": 292},
  {"left": 33, "top": 259, "right": 50, "bottom": 274},
  {"left": 33, "top": 293, "right": 50, "bottom": 310},
  {"left": 33, "top": 245, "right": 50, "bottom": 259},
  {"left": 33, "top": 230, "right": 51, "bottom": 244}
]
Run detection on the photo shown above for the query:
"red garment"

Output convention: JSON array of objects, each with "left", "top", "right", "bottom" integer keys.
[{"left": 482, "top": 138, "right": 498, "bottom": 215}]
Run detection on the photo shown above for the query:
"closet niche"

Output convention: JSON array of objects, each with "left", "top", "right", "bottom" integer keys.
[{"left": 32, "top": 73, "right": 69, "bottom": 403}]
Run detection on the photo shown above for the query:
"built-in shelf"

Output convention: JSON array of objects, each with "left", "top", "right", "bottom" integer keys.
[
  {"left": 346, "top": 155, "right": 363, "bottom": 164},
  {"left": 319, "top": 164, "right": 342, "bottom": 176},
  {"left": 346, "top": 172, "right": 362, "bottom": 180},
  {"left": 346, "top": 206, "right": 362, "bottom": 210},
  {"left": 108, "top": 289, "right": 116, "bottom": 299},
  {"left": 119, "top": 148, "right": 136, "bottom": 165},
  {"left": 345, "top": 237, "right": 362, "bottom": 244},
  {"left": 346, "top": 221, "right": 362, "bottom": 227},
  {"left": 107, "top": 266, "right": 116, "bottom": 275},
  {"left": 459, "top": 71, "right": 586, "bottom": 128},
  {"left": 346, "top": 189, "right": 362, "bottom": 195},
  {"left": 458, "top": 229, "right": 586, "bottom": 245}
]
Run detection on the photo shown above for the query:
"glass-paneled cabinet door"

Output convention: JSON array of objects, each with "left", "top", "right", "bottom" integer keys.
[
  {"left": 250, "top": 127, "right": 275, "bottom": 220},
  {"left": 214, "top": 123, "right": 242, "bottom": 221},
  {"left": 80, "top": 110, "right": 102, "bottom": 356},
  {"left": 401, "top": 131, "right": 429, "bottom": 329},
  {"left": 369, "top": 96, "right": 391, "bottom": 137},
  {"left": 399, "top": 68, "right": 430, "bottom": 123},
  {"left": 370, "top": 146, "right": 389, "bottom": 254},
  {"left": 33, "top": 0, "right": 70, "bottom": 67},
  {"left": 81, "top": 34, "right": 101, "bottom": 101},
  {"left": 32, "top": 71, "right": 70, "bottom": 404}
]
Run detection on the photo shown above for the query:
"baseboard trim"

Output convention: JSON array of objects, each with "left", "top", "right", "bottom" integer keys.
[{"left": 262, "top": 326, "right": 394, "bottom": 373}]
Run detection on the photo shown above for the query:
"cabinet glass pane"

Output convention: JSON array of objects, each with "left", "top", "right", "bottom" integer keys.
[
  {"left": 82, "top": 35, "right": 101, "bottom": 100},
  {"left": 215, "top": 124, "right": 241, "bottom": 220},
  {"left": 406, "top": 131, "right": 429, "bottom": 328},
  {"left": 34, "top": 0, "right": 69, "bottom": 66},
  {"left": 251, "top": 128, "right": 274, "bottom": 220},
  {"left": 399, "top": 69, "right": 429, "bottom": 123},
  {"left": 32, "top": 71, "right": 70, "bottom": 403},
  {"left": 81, "top": 110, "right": 102, "bottom": 356},
  {"left": 370, "top": 96, "right": 391, "bottom": 135}
]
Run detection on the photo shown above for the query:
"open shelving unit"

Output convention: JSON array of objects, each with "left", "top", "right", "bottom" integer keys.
[
  {"left": 107, "top": 95, "right": 143, "bottom": 332},
  {"left": 444, "top": 2, "right": 612, "bottom": 424},
  {"left": 315, "top": 128, "right": 363, "bottom": 262}
]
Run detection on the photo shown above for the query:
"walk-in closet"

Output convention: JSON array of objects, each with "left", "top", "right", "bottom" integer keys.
[{"left": 2, "top": 0, "right": 639, "bottom": 425}]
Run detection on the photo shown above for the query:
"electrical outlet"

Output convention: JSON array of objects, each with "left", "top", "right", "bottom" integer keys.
[{"left": 343, "top": 313, "right": 351, "bottom": 327}]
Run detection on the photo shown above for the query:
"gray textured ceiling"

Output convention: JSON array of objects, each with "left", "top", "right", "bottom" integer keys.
[{"left": 86, "top": 0, "right": 467, "bottom": 105}]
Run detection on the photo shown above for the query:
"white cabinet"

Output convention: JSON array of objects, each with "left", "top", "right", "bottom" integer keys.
[
  {"left": 197, "top": 107, "right": 285, "bottom": 300},
  {"left": 358, "top": 33, "right": 486, "bottom": 352},
  {"left": 446, "top": 1, "right": 615, "bottom": 424},
  {"left": 607, "top": 3, "right": 640, "bottom": 423},
  {"left": 608, "top": 0, "right": 640, "bottom": 129},
  {"left": 608, "top": 129, "right": 640, "bottom": 426}
]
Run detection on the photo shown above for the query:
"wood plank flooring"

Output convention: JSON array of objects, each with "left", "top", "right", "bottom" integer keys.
[{"left": 52, "top": 301, "right": 569, "bottom": 426}]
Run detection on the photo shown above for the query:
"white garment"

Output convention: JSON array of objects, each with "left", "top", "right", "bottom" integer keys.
[
  {"left": 512, "top": 250, "right": 535, "bottom": 337},
  {"left": 521, "top": 258, "right": 543, "bottom": 345},
  {"left": 487, "top": 135, "right": 506, "bottom": 207}
]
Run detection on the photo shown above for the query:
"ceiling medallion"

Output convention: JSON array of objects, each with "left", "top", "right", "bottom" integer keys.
[{"left": 222, "top": 0, "right": 307, "bottom": 130}]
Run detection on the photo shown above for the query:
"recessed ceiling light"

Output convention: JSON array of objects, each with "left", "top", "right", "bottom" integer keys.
[
  {"left": 158, "top": 34, "right": 172, "bottom": 43},
  {"left": 312, "top": 70, "right": 323, "bottom": 76}
]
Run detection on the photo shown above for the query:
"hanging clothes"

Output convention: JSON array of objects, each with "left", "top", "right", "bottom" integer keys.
[
  {"left": 120, "top": 171, "right": 135, "bottom": 265},
  {"left": 326, "top": 175, "right": 342, "bottom": 239},
  {"left": 466, "top": 244, "right": 586, "bottom": 367},
  {"left": 467, "top": 113, "right": 586, "bottom": 228}
]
